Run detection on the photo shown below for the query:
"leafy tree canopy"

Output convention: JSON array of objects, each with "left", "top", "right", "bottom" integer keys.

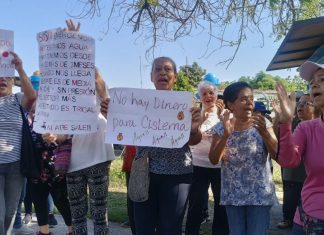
[
  {"left": 227, "top": 71, "right": 308, "bottom": 92},
  {"left": 75, "top": 0, "right": 324, "bottom": 65}
]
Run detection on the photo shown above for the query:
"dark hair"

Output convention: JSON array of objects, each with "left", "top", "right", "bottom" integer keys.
[
  {"left": 223, "top": 81, "right": 252, "bottom": 109},
  {"left": 151, "top": 57, "right": 177, "bottom": 74}
]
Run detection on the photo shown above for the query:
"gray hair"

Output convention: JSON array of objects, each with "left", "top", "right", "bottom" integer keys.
[{"left": 197, "top": 80, "right": 218, "bottom": 97}]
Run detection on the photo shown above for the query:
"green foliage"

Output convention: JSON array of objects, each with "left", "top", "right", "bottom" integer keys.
[
  {"left": 179, "top": 62, "right": 206, "bottom": 88},
  {"left": 221, "top": 71, "right": 308, "bottom": 92},
  {"left": 173, "top": 71, "right": 195, "bottom": 93},
  {"left": 219, "top": 81, "right": 235, "bottom": 90},
  {"left": 269, "top": 0, "right": 324, "bottom": 40}
]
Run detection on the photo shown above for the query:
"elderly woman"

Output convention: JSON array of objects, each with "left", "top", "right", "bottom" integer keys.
[
  {"left": 134, "top": 57, "right": 201, "bottom": 235},
  {"left": 185, "top": 80, "right": 229, "bottom": 235},
  {"left": 0, "top": 52, "right": 37, "bottom": 234},
  {"left": 209, "top": 81, "right": 277, "bottom": 235},
  {"left": 101, "top": 56, "right": 202, "bottom": 235},
  {"left": 275, "top": 48, "right": 324, "bottom": 234}
]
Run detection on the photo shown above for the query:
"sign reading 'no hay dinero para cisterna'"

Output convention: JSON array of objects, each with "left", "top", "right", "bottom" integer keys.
[{"left": 105, "top": 88, "right": 193, "bottom": 148}]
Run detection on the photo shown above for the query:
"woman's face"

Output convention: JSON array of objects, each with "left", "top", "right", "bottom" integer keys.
[
  {"left": 200, "top": 86, "right": 217, "bottom": 110},
  {"left": 151, "top": 59, "right": 177, "bottom": 90},
  {"left": 310, "top": 69, "right": 324, "bottom": 111},
  {"left": 296, "top": 95, "right": 314, "bottom": 121},
  {"left": 228, "top": 88, "right": 254, "bottom": 120},
  {"left": 0, "top": 77, "right": 14, "bottom": 97}
]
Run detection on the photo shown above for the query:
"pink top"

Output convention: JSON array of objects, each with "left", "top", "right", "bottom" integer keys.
[{"left": 278, "top": 117, "right": 324, "bottom": 221}]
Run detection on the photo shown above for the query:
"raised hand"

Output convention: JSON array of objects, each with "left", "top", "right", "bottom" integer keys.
[
  {"left": 251, "top": 113, "right": 268, "bottom": 136},
  {"left": 100, "top": 98, "right": 110, "bottom": 118},
  {"left": 215, "top": 99, "right": 225, "bottom": 118},
  {"left": 275, "top": 81, "right": 296, "bottom": 123},
  {"left": 64, "top": 19, "right": 81, "bottom": 32},
  {"left": 271, "top": 99, "right": 281, "bottom": 117},
  {"left": 222, "top": 110, "right": 234, "bottom": 138},
  {"left": 190, "top": 107, "right": 202, "bottom": 133},
  {"left": 95, "top": 68, "right": 107, "bottom": 100},
  {"left": 10, "top": 51, "right": 23, "bottom": 72}
]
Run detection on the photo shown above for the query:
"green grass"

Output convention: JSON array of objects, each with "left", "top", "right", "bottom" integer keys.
[
  {"left": 107, "top": 157, "right": 284, "bottom": 226},
  {"left": 108, "top": 157, "right": 128, "bottom": 223}
]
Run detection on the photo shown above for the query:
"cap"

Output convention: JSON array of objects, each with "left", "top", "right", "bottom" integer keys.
[
  {"left": 299, "top": 45, "right": 324, "bottom": 81},
  {"left": 254, "top": 101, "right": 271, "bottom": 114}
]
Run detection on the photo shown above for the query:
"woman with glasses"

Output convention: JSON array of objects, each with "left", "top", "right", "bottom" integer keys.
[
  {"left": 275, "top": 94, "right": 315, "bottom": 232},
  {"left": 275, "top": 46, "right": 324, "bottom": 234},
  {"left": 209, "top": 81, "right": 277, "bottom": 235}
]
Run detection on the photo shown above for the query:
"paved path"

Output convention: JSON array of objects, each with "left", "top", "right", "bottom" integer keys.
[
  {"left": 24, "top": 204, "right": 292, "bottom": 235},
  {"left": 27, "top": 217, "right": 132, "bottom": 235},
  {"left": 22, "top": 187, "right": 293, "bottom": 235}
]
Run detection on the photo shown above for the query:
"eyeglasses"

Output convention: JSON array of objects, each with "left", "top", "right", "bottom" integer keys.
[{"left": 297, "top": 101, "right": 314, "bottom": 108}]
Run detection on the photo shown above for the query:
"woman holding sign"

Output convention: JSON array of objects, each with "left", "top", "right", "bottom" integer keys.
[
  {"left": 102, "top": 56, "right": 202, "bottom": 235},
  {"left": 0, "top": 52, "right": 37, "bottom": 234}
]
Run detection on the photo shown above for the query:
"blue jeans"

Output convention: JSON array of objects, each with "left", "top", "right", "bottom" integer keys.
[
  {"left": 225, "top": 205, "right": 271, "bottom": 235},
  {"left": 0, "top": 161, "right": 24, "bottom": 234},
  {"left": 292, "top": 223, "right": 306, "bottom": 235},
  {"left": 48, "top": 194, "right": 54, "bottom": 214}
]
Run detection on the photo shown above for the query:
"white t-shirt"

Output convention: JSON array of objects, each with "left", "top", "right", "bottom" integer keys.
[
  {"left": 191, "top": 111, "right": 221, "bottom": 168},
  {"left": 68, "top": 113, "right": 115, "bottom": 173}
]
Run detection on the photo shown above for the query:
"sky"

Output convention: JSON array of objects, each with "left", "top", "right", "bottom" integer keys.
[{"left": 1, "top": 0, "right": 299, "bottom": 90}]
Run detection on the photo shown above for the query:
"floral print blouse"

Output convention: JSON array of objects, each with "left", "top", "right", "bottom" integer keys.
[
  {"left": 30, "top": 129, "right": 64, "bottom": 184},
  {"left": 212, "top": 122, "right": 276, "bottom": 206}
]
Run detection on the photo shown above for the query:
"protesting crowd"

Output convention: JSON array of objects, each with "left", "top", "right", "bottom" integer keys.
[{"left": 1, "top": 19, "right": 324, "bottom": 235}]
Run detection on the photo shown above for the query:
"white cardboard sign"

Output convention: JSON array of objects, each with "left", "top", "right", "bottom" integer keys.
[
  {"left": 105, "top": 88, "right": 193, "bottom": 148},
  {"left": 33, "top": 28, "right": 97, "bottom": 134},
  {"left": 0, "top": 29, "right": 14, "bottom": 77}
]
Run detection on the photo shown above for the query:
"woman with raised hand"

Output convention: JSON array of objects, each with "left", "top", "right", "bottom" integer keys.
[
  {"left": 275, "top": 53, "right": 324, "bottom": 234},
  {"left": 209, "top": 81, "right": 277, "bottom": 235},
  {"left": 66, "top": 67, "right": 115, "bottom": 235},
  {"left": 0, "top": 52, "right": 37, "bottom": 234},
  {"left": 185, "top": 80, "right": 229, "bottom": 235}
]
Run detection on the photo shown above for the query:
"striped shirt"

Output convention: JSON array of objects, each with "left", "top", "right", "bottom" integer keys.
[{"left": 0, "top": 93, "right": 23, "bottom": 164}]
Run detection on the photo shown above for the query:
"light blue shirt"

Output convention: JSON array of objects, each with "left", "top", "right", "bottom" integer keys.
[{"left": 212, "top": 122, "right": 276, "bottom": 206}]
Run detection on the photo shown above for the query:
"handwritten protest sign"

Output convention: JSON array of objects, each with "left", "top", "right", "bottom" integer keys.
[
  {"left": 33, "top": 28, "right": 97, "bottom": 134},
  {"left": 0, "top": 29, "right": 14, "bottom": 77},
  {"left": 105, "top": 88, "right": 193, "bottom": 148}
]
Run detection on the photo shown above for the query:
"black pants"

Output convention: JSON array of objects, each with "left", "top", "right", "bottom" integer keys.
[
  {"left": 282, "top": 180, "right": 303, "bottom": 223},
  {"left": 24, "top": 179, "right": 33, "bottom": 214},
  {"left": 134, "top": 173, "right": 192, "bottom": 235},
  {"left": 31, "top": 178, "right": 72, "bottom": 226},
  {"left": 185, "top": 166, "right": 229, "bottom": 235}
]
